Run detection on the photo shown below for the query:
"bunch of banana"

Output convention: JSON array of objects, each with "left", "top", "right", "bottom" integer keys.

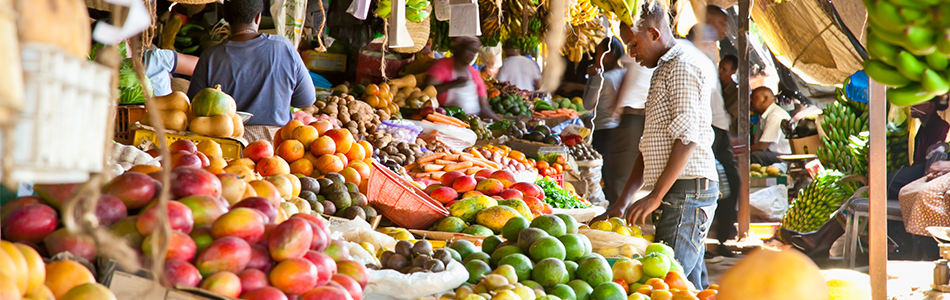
[
  {"left": 863, "top": 0, "right": 950, "bottom": 107},
  {"left": 590, "top": 0, "right": 638, "bottom": 25},
  {"left": 567, "top": 0, "right": 599, "bottom": 26},
  {"left": 376, "top": 0, "right": 431, "bottom": 22},
  {"left": 817, "top": 88, "right": 871, "bottom": 176},
  {"left": 886, "top": 121, "right": 910, "bottom": 172},
  {"left": 429, "top": 18, "right": 452, "bottom": 51},
  {"left": 480, "top": 0, "right": 502, "bottom": 46},
  {"left": 561, "top": 20, "right": 605, "bottom": 62},
  {"left": 782, "top": 170, "right": 860, "bottom": 233}
]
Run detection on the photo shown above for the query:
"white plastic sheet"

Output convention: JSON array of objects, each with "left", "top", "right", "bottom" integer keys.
[
  {"left": 329, "top": 216, "right": 398, "bottom": 251},
  {"left": 750, "top": 184, "right": 789, "bottom": 221},
  {"left": 363, "top": 260, "right": 469, "bottom": 300}
]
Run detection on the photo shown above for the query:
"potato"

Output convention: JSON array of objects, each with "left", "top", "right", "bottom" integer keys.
[{"left": 190, "top": 114, "right": 234, "bottom": 137}]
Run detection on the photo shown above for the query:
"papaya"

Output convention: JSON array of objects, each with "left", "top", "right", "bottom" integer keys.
[
  {"left": 497, "top": 199, "right": 534, "bottom": 220},
  {"left": 475, "top": 206, "right": 521, "bottom": 233},
  {"left": 191, "top": 85, "right": 237, "bottom": 117},
  {"left": 448, "top": 196, "right": 498, "bottom": 223}
]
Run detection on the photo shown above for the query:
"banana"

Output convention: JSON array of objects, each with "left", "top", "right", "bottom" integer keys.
[
  {"left": 921, "top": 69, "right": 950, "bottom": 94},
  {"left": 886, "top": 83, "right": 934, "bottom": 107},
  {"left": 900, "top": 7, "right": 928, "bottom": 25},
  {"left": 864, "top": 59, "right": 913, "bottom": 87},
  {"left": 925, "top": 52, "right": 949, "bottom": 71},
  {"left": 884, "top": 0, "right": 930, "bottom": 9},
  {"left": 894, "top": 51, "right": 928, "bottom": 81},
  {"left": 872, "top": 0, "right": 908, "bottom": 30},
  {"left": 903, "top": 25, "right": 937, "bottom": 55},
  {"left": 866, "top": 32, "right": 901, "bottom": 66},
  {"left": 937, "top": 29, "right": 950, "bottom": 55}
]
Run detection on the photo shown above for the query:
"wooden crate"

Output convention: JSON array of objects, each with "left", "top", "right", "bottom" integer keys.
[{"left": 114, "top": 105, "right": 146, "bottom": 144}]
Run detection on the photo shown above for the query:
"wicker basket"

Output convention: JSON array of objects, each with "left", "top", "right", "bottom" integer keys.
[{"left": 392, "top": 7, "right": 432, "bottom": 54}]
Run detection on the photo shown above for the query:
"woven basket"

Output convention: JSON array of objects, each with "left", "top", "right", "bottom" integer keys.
[{"left": 392, "top": 6, "right": 431, "bottom": 54}]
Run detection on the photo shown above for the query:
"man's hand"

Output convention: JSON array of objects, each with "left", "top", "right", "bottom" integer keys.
[
  {"left": 625, "top": 192, "right": 662, "bottom": 227},
  {"left": 928, "top": 161, "right": 950, "bottom": 179},
  {"left": 592, "top": 206, "right": 625, "bottom": 222}
]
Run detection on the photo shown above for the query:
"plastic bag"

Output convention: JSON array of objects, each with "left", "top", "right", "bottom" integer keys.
[
  {"left": 408, "top": 120, "right": 477, "bottom": 151},
  {"left": 750, "top": 184, "right": 789, "bottom": 221},
  {"left": 363, "top": 260, "right": 469, "bottom": 300},
  {"left": 551, "top": 206, "right": 606, "bottom": 224},
  {"left": 578, "top": 229, "right": 650, "bottom": 258},
  {"left": 346, "top": 241, "right": 379, "bottom": 266},
  {"left": 329, "top": 216, "right": 398, "bottom": 251},
  {"left": 378, "top": 120, "right": 424, "bottom": 144}
]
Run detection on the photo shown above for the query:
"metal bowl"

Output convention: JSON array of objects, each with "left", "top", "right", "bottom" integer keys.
[{"left": 236, "top": 112, "right": 253, "bottom": 124}]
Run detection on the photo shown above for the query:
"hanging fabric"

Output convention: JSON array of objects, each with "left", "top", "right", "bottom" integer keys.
[{"left": 271, "top": 0, "right": 310, "bottom": 47}]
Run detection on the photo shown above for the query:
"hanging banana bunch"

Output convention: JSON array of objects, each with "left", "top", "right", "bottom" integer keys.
[
  {"left": 561, "top": 20, "right": 605, "bottom": 62},
  {"left": 863, "top": 0, "right": 950, "bottom": 107},
  {"left": 500, "top": 0, "right": 546, "bottom": 54},
  {"left": 376, "top": 0, "right": 431, "bottom": 22},
  {"left": 590, "top": 0, "right": 638, "bottom": 25},
  {"left": 566, "top": 0, "right": 599, "bottom": 26},
  {"left": 480, "top": 0, "right": 502, "bottom": 46}
]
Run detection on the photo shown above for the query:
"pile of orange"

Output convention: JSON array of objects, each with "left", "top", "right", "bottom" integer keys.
[
  {"left": 272, "top": 120, "right": 374, "bottom": 191},
  {"left": 362, "top": 83, "right": 400, "bottom": 116},
  {"left": 536, "top": 154, "right": 569, "bottom": 177}
]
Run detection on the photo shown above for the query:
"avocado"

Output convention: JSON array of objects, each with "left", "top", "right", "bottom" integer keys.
[
  {"left": 362, "top": 206, "right": 378, "bottom": 218},
  {"left": 320, "top": 200, "right": 337, "bottom": 216},
  {"left": 324, "top": 182, "right": 348, "bottom": 195},
  {"left": 526, "top": 131, "right": 545, "bottom": 142},
  {"left": 345, "top": 182, "right": 359, "bottom": 193},
  {"left": 543, "top": 135, "right": 561, "bottom": 145},
  {"left": 350, "top": 192, "right": 365, "bottom": 206},
  {"left": 535, "top": 125, "right": 551, "bottom": 136},
  {"left": 317, "top": 178, "right": 334, "bottom": 191},
  {"left": 343, "top": 206, "right": 366, "bottom": 220},
  {"left": 325, "top": 173, "right": 346, "bottom": 185},
  {"left": 299, "top": 190, "right": 318, "bottom": 203},
  {"left": 299, "top": 177, "right": 321, "bottom": 194},
  {"left": 310, "top": 200, "right": 324, "bottom": 214}
]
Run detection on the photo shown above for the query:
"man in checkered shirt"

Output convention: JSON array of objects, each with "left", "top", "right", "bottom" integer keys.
[{"left": 597, "top": 0, "right": 720, "bottom": 288}]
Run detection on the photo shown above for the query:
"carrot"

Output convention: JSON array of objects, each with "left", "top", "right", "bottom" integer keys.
[
  {"left": 423, "top": 164, "right": 445, "bottom": 172},
  {"left": 422, "top": 120, "right": 437, "bottom": 125},
  {"left": 430, "top": 171, "right": 446, "bottom": 179},
  {"left": 435, "top": 159, "right": 457, "bottom": 165},
  {"left": 427, "top": 113, "right": 470, "bottom": 128},
  {"left": 414, "top": 172, "right": 430, "bottom": 178},
  {"left": 443, "top": 154, "right": 460, "bottom": 161},
  {"left": 468, "top": 149, "right": 487, "bottom": 160},
  {"left": 444, "top": 161, "right": 474, "bottom": 172},
  {"left": 450, "top": 149, "right": 462, "bottom": 155},
  {"left": 463, "top": 167, "right": 481, "bottom": 175},
  {"left": 471, "top": 158, "right": 500, "bottom": 169},
  {"left": 417, "top": 153, "right": 444, "bottom": 164},
  {"left": 403, "top": 163, "right": 417, "bottom": 171}
]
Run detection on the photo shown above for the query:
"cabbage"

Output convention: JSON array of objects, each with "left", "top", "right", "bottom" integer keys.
[{"left": 118, "top": 59, "right": 153, "bottom": 104}]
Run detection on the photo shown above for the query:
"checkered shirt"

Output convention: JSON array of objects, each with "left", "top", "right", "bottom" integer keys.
[{"left": 639, "top": 41, "right": 719, "bottom": 188}]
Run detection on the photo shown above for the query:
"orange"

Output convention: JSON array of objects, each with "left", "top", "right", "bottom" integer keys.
[
  {"left": 314, "top": 154, "right": 345, "bottom": 174},
  {"left": 364, "top": 95, "right": 381, "bottom": 108},
  {"left": 323, "top": 129, "right": 354, "bottom": 154},
  {"left": 335, "top": 153, "right": 350, "bottom": 168},
  {"left": 339, "top": 167, "right": 362, "bottom": 185},
  {"left": 281, "top": 120, "right": 305, "bottom": 141},
  {"left": 291, "top": 125, "right": 320, "bottom": 148},
  {"left": 364, "top": 84, "right": 379, "bottom": 96},
  {"left": 310, "top": 120, "right": 333, "bottom": 135},
  {"left": 203, "top": 166, "right": 225, "bottom": 175},
  {"left": 379, "top": 83, "right": 391, "bottom": 96},
  {"left": 256, "top": 157, "right": 291, "bottom": 176},
  {"left": 349, "top": 161, "right": 371, "bottom": 180},
  {"left": 310, "top": 136, "right": 336, "bottom": 156},
  {"left": 45, "top": 260, "right": 96, "bottom": 299},
  {"left": 357, "top": 141, "right": 374, "bottom": 158},
  {"left": 273, "top": 127, "right": 284, "bottom": 146},
  {"left": 289, "top": 159, "right": 314, "bottom": 176},
  {"left": 345, "top": 143, "right": 365, "bottom": 162},
  {"left": 276, "top": 140, "right": 305, "bottom": 162}
]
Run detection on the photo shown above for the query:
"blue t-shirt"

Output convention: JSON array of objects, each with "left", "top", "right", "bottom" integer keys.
[
  {"left": 188, "top": 34, "right": 316, "bottom": 126},
  {"left": 145, "top": 49, "right": 177, "bottom": 96}
]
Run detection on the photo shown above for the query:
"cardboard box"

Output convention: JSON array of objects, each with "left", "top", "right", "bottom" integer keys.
[
  {"left": 750, "top": 176, "right": 788, "bottom": 187},
  {"left": 789, "top": 134, "right": 821, "bottom": 155},
  {"left": 107, "top": 270, "right": 226, "bottom": 300},
  {"left": 302, "top": 51, "right": 347, "bottom": 73}
]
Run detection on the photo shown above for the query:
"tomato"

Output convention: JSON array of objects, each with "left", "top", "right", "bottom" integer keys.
[
  {"left": 613, "top": 278, "right": 629, "bottom": 294},
  {"left": 537, "top": 161, "right": 550, "bottom": 169},
  {"left": 556, "top": 155, "right": 566, "bottom": 164},
  {"left": 554, "top": 164, "right": 564, "bottom": 174},
  {"left": 664, "top": 271, "right": 692, "bottom": 290},
  {"left": 642, "top": 253, "right": 672, "bottom": 278},
  {"left": 696, "top": 289, "right": 717, "bottom": 300}
]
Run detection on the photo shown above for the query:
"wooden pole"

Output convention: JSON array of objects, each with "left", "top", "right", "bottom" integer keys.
[
  {"left": 868, "top": 80, "right": 887, "bottom": 299},
  {"left": 736, "top": 0, "right": 751, "bottom": 240}
]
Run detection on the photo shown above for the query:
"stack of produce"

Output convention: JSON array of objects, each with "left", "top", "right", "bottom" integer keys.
[
  {"left": 466, "top": 116, "right": 494, "bottom": 140},
  {"left": 477, "top": 0, "right": 502, "bottom": 46},
  {"left": 533, "top": 108, "right": 582, "bottom": 119},
  {"left": 394, "top": 86, "right": 439, "bottom": 110},
  {"left": 749, "top": 163, "right": 783, "bottom": 177},
  {"left": 270, "top": 120, "right": 375, "bottom": 185},
  {"left": 428, "top": 174, "right": 552, "bottom": 235},
  {"left": 505, "top": 122, "right": 562, "bottom": 145},
  {"left": 585, "top": 217, "right": 653, "bottom": 241},
  {"left": 590, "top": 0, "right": 637, "bottom": 25},
  {"left": 407, "top": 149, "right": 512, "bottom": 180},
  {"left": 425, "top": 112, "right": 471, "bottom": 128},
  {"left": 360, "top": 83, "right": 401, "bottom": 119},
  {"left": 297, "top": 173, "right": 378, "bottom": 221},
  {"left": 4, "top": 147, "right": 369, "bottom": 299},
  {"left": 568, "top": 143, "right": 602, "bottom": 161},
  {"left": 817, "top": 88, "right": 869, "bottom": 176},
  {"left": 188, "top": 85, "right": 245, "bottom": 138},
  {"left": 375, "top": 240, "right": 454, "bottom": 273},
  {"left": 886, "top": 121, "right": 911, "bottom": 171},
  {"left": 430, "top": 19, "right": 452, "bottom": 51},
  {"left": 0, "top": 238, "right": 115, "bottom": 300},
  {"left": 490, "top": 94, "right": 533, "bottom": 118},
  {"left": 561, "top": 19, "right": 605, "bottom": 63},
  {"left": 782, "top": 170, "right": 861, "bottom": 232},
  {"left": 375, "top": 0, "right": 431, "bottom": 22},
  {"left": 535, "top": 152, "right": 571, "bottom": 177},
  {"left": 537, "top": 95, "right": 586, "bottom": 113},
  {"left": 475, "top": 145, "right": 536, "bottom": 172},
  {"left": 863, "top": 0, "right": 950, "bottom": 106},
  {"left": 369, "top": 131, "right": 429, "bottom": 166},
  {"left": 305, "top": 94, "right": 385, "bottom": 139}
]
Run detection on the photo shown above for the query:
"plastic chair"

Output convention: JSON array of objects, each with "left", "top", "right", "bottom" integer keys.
[{"left": 842, "top": 187, "right": 904, "bottom": 267}]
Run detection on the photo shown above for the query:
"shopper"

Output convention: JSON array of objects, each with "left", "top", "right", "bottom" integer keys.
[
  {"left": 719, "top": 55, "right": 740, "bottom": 135},
  {"left": 687, "top": 24, "right": 742, "bottom": 257},
  {"left": 749, "top": 86, "right": 791, "bottom": 165},
  {"left": 187, "top": 0, "right": 316, "bottom": 142},
  {"left": 495, "top": 40, "right": 542, "bottom": 91},
  {"left": 145, "top": 48, "right": 198, "bottom": 96},
  {"left": 888, "top": 96, "right": 950, "bottom": 198},
  {"left": 597, "top": 1, "right": 720, "bottom": 288},
  {"left": 583, "top": 37, "right": 626, "bottom": 155},
  {"left": 601, "top": 26, "right": 654, "bottom": 205},
  {"left": 425, "top": 37, "right": 500, "bottom": 121}
]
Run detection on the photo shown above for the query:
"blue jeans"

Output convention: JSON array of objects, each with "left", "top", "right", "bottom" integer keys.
[{"left": 654, "top": 178, "right": 719, "bottom": 289}]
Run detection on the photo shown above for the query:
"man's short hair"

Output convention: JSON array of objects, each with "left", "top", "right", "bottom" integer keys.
[
  {"left": 752, "top": 86, "right": 773, "bottom": 97},
  {"left": 722, "top": 54, "right": 738, "bottom": 70},
  {"left": 224, "top": 0, "right": 263, "bottom": 25},
  {"left": 636, "top": 0, "right": 670, "bottom": 32}
]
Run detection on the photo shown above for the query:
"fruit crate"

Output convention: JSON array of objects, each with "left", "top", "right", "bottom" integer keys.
[
  {"left": 0, "top": 43, "right": 113, "bottom": 184},
  {"left": 366, "top": 161, "right": 449, "bottom": 229},
  {"left": 114, "top": 104, "right": 146, "bottom": 144},
  {"left": 131, "top": 124, "right": 247, "bottom": 160}
]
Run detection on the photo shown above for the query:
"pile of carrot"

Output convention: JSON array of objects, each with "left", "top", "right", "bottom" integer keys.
[
  {"left": 533, "top": 108, "right": 580, "bottom": 118},
  {"left": 406, "top": 149, "right": 501, "bottom": 180},
  {"left": 423, "top": 113, "right": 469, "bottom": 128}
]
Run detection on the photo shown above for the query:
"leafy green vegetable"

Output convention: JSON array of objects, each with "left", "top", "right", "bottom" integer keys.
[
  {"left": 118, "top": 59, "right": 153, "bottom": 104},
  {"left": 535, "top": 178, "right": 589, "bottom": 209},
  {"left": 487, "top": 120, "right": 511, "bottom": 131},
  {"left": 443, "top": 106, "right": 465, "bottom": 119}
]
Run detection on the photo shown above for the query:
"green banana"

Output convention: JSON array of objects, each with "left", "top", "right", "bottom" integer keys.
[
  {"left": 867, "top": 23, "right": 910, "bottom": 48},
  {"left": 921, "top": 69, "right": 950, "bottom": 94},
  {"left": 895, "top": 51, "right": 928, "bottom": 81},
  {"left": 900, "top": 7, "right": 928, "bottom": 24},
  {"left": 884, "top": 0, "right": 930, "bottom": 9},
  {"left": 925, "top": 52, "right": 950, "bottom": 71},
  {"left": 867, "top": 33, "right": 901, "bottom": 65},
  {"left": 936, "top": 29, "right": 950, "bottom": 55},
  {"left": 865, "top": 59, "right": 913, "bottom": 87},
  {"left": 904, "top": 25, "right": 937, "bottom": 55},
  {"left": 872, "top": 0, "right": 908, "bottom": 29},
  {"left": 886, "top": 83, "right": 934, "bottom": 107}
]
